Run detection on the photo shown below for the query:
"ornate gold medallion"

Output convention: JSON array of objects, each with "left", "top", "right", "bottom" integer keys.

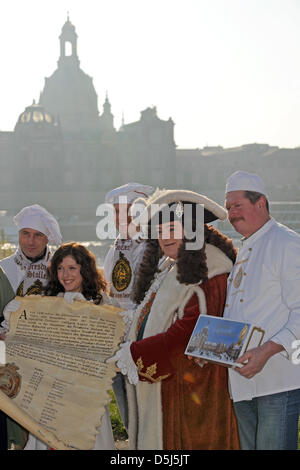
[
  {"left": 112, "top": 252, "right": 132, "bottom": 292},
  {"left": 233, "top": 266, "right": 243, "bottom": 288}
]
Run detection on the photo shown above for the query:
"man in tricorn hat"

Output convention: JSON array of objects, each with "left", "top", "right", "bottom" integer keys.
[
  {"left": 109, "top": 188, "right": 240, "bottom": 450},
  {"left": 224, "top": 170, "right": 300, "bottom": 450}
]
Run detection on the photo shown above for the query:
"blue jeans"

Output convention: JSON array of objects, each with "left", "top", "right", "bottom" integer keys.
[{"left": 233, "top": 389, "right": 300, "bottom": 450}]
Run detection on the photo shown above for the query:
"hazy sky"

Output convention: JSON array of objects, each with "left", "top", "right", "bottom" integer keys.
[{"left": 1, "top": 0, "right": 299, "bottom": 149}]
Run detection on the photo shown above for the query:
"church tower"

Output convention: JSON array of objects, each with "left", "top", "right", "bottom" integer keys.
[
  {"left": 99, "top": 92, "right": 115, "bottom": 134},
  {"left": 39, "top": 16, "right": 101, "bottom": 138},
  {"left": 58, "top": 14, "right": 80, "bottom": 68}
]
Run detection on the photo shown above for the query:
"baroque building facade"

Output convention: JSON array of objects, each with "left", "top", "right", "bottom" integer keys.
[
  {"left": 0, "top": 18, "right": 176, "bottom": 241},
  {"left": 0, "top": 17, "right": 300, "bottom": 242}
]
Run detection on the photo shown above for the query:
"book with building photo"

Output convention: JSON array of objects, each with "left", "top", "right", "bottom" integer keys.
[{"left": 185, "top": 315, "right": 265, "bottom": 367}]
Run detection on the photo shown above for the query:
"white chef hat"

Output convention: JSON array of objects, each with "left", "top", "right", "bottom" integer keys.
[
  {"left": 225, "top": 171, "right": 266, "bottom": 195},
  {"left": 105, "top": 182, "right": 154, "bottom": 205},
  {"left": 14, "top": 204, "right": 62, "bottom": 245}
]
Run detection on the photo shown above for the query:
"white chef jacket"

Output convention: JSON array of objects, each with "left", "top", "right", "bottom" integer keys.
[
  {"left": 0, "top": 247, "right": 51, "bottom": 295},
  {"left": 224, "top": 217, "right": 300, "bottom": 402},
  {"left": 103, "top": 236, "right": 146, "bottom": 310}
]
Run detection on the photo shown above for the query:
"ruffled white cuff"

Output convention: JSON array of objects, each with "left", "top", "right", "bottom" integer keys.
[{"left": 107, "top": 341, "right": 138, "bottom": 385}]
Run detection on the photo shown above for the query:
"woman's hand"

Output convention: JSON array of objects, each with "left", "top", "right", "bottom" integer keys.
[{"left": 63, "top": 292, "right": 86, "bottom": 304}]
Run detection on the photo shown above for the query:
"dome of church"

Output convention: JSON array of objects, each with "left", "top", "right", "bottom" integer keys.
[
  {"left": 14, "top": 101, "right": 61, "bottom": 140},
  {"left": 15, "top": 101, "right": 55, "bottom": 127}
]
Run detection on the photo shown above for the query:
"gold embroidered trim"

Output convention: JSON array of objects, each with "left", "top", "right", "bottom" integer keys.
[
  {"left": 137, "top": 291, "right": 156, "bottom": 335},
  {"left": 235, "top": 258, "right": 249, "bottom": 265},
  {"left": 16, "top": 279, "right": 44, "bottom": 297},
  {"left": 136, "top": 357, "right": 170, "bottom": 383},
  {"left": 25, "top": 279, "right": 43, "bottom": 295},
  {"left": 233, "top": 266, "right": 243, "bottom": 288},
  {"left": 231, "top": 289, "right": 244, "bottom": 296}
]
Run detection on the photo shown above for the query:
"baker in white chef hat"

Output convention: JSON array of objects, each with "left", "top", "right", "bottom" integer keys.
[
  {"left": 105, "top": 182, "right": 154, "bottom": 205},
  {"left": 225, "top": 170, "right": 270, "bottom": 238},
  {"left": 223, "top": 174, "right": 300, "bottom": 452},
  {"left": 103, "top": 182, "right": 154, "bottom": 431},
  {"left": 14, "top": 204, "right": 62, "bottom": 247},
  {"left": 105, "top": 182, "right": 154, "bottom": 237},
  {"left": 0, "top": 204, "right": 62, "bottom": 296}
]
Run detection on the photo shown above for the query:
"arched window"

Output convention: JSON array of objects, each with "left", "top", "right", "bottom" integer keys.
[{"left": 65, "top": 41, "right": 73, "bottom": 57}]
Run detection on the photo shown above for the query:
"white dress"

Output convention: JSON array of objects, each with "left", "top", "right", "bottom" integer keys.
[{"left": 25, "top": 406, "right": 115, "bottom": 450}]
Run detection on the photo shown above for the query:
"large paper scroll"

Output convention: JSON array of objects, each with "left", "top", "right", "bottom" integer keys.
[{"left": 0, "top": 295, "right": 124, "bottom": 450}]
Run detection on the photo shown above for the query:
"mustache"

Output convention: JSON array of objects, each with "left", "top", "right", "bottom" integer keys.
[{"left": 230, "top": 216, "right": 245, "bottom": 224}]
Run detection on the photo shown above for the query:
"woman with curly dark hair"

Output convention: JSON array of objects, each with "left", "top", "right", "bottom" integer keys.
[
  {"left": 111, "top": 189, "right": 240, "bottom": 450},
  {"left": 25, "top": 242, "right": 116, "bottom": 451},
  {"left": 44, "top": 242, "right": 108, "bottom": 304}
]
